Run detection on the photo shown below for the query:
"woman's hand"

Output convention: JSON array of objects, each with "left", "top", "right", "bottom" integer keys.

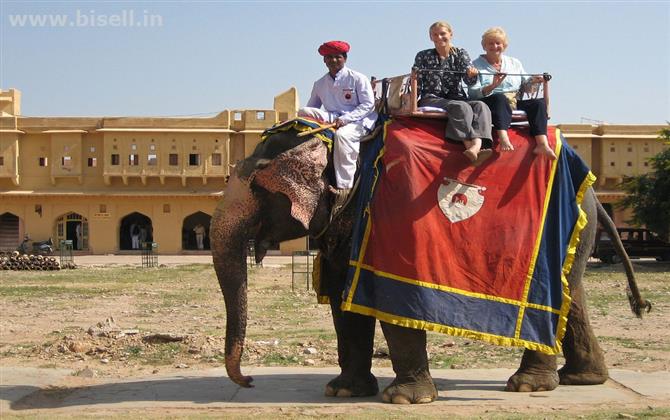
[
  {"left": 492, "top": 73, "right": 507, "bottom": 88},
  {"left": 522, "top": 75, "right": 545, "bottom": 93},
  {"left": 466, "top": 66, "right": 479, "bottom": 78},
  {"left": 482, "top": 73, "right": 506, "bottom": 96}
]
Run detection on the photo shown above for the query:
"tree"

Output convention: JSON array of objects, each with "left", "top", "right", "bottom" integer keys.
[{"left": 619, "top": 126, "right": 670, "bottom": 240}]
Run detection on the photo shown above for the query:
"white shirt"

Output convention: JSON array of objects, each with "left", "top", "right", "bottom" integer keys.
[
  {"left": 469, "top": 54, "right": 531, "bottom": 99},
  {"left": 306, "top": 66, "right": 377, "bottom": 130}
]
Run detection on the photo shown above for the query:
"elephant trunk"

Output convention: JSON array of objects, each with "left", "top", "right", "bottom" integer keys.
[{"left": 210, "top": 172, "right": 260, "bottom": 387}]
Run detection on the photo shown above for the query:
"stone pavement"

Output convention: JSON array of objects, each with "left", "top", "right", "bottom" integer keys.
[{"left": 1, "top": 366, "right": 668, "bottom": 416}]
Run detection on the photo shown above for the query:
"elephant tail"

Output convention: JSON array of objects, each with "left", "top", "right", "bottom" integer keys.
[{"left": 595, "top": 199, "right": 652, "bottom": 317}]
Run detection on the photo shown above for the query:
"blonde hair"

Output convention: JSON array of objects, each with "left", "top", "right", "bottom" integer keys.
[
  {"left": 429, "top": 21, "right": 453, "bottom": 37},
  {"left": 481, "top": 27, "right": 508, "bottom": 49}
]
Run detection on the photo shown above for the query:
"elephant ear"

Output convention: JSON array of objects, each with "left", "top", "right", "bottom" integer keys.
[{"left": 253, "top": 138, "right": 328, "bottom": 230}]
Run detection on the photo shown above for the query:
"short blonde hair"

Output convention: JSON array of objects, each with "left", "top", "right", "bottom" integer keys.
[
  {"left": 481, "top": 27, "right": 508, "bottom": 49},
  {"left": 429, "top": 21, "right": 453, "bottom": 37}
]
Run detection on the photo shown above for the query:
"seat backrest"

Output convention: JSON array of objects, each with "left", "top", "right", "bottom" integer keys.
[
  {"left": 386, "top": 75, "right": 412, "bottom": 112},
  {"left": 372, "top": 74, "right": 413, "bottom": 115}
]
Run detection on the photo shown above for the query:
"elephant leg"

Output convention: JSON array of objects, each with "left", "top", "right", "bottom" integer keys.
[
  {"left": 325, "top": 296, "right": 378, "bottom": 397},
  {"left": 506, "top": 350, "right": 559, "bottom": 392},
  {"left": 380, "top": 322, "right": 437, "bottom": 404},
  {"left": 558, "top": 193, "right": 608, "bottom": 385},
  {"left": 558, "top": 272, "right": 608, "bottom": 385}
]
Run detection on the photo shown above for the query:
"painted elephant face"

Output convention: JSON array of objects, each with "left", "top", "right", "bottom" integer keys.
[{"left": 252, "top": 138, "right": 329, "bottom": 230}]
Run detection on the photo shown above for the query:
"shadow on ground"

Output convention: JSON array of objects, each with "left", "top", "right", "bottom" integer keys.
[{"left": 9, "top": 374, "right": 505, "bottom": 409}]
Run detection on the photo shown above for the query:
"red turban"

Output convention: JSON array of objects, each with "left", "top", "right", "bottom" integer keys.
[{"left": 318, "top": 41, "right": 350, "bottom": 56}]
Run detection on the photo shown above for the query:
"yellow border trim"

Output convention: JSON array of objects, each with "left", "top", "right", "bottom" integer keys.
[
  {"left": 345, "top": 302, "right": 557, "bottom": 355},
  {"left": 513, "top": 130, "right": 563, "bottom": 343},
  {"left": 343, "top": 119, "right": 392, "bottom": 306},
  {"left": 553, "top": 129, "right": 597, "bottom": 351}
]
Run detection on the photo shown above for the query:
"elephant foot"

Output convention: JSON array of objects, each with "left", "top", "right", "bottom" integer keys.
[
  {"left": 558, "top": 366, "right": 608, "bottom": 385},
  {"left": 324, "top": 372, "right": 378, "bottom": 397},
  {"left": 381, "top": 370, "right": 438, "bottom": 404},
  {"left": 505, "top": 368, "right": 559, "bottom": 392}
]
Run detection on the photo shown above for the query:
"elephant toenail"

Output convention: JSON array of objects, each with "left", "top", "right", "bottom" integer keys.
[
  {"left": 518, "top": 384, "right": 533, "bottom": 392},
  {"left": 391, "top": 394, "right": 412, "bottom": 404},
  {"left": 335, "top": 389, "right": 352, "bottom": 397},
  {"left": 416, "top": 396, "right": 434, "bottom": 404},
  {"left": 536, "top": 387, "right": 547, "bottom": 392},
  {"left": 382, "top": 392, "right": 392, "bottom": 403},
  {"left": 324, "top": 386, "right": 336, "bottom": 397}
]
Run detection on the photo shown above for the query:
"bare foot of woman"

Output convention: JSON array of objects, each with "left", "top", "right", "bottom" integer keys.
[
  {"left": 463, "top": 149, "right": 478, "bottom": 163},
  {"left": 533, "top": 143, "right": 557, "bottom": 160},
  {"left": 463, "top": 137, "right": 483, "bottom": 164},
  {"left": 472, "top": 149, "right": 493, "bottom": 166},
  {"left": 497, "top": 130, "right": 514, "bottom": 152},
  {"left": 500, "top": 138, "right": 514, "bottom": 152}
]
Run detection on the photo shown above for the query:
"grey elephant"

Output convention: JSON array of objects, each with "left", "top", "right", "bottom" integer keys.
[{"left": 210, "top": 123, "right": 649, "bottom": 404}]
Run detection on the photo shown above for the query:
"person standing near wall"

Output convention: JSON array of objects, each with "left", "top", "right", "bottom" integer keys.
[
  {"left": 75, "top": 223, "right": 83, "bottom": 250},
  {"left": 193, "top": 223, "right": 206, "bottom": 250},
  {"left": 130, "top": 223, "right": 140, "bottom": 250}
]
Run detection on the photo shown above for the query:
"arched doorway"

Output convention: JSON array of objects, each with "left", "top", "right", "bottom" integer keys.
[
  {"left": 55, "top": 212, "right": 89, "bottom": 251},
  {"left": 0, "top": 212, "right": 21, "bottom": 250},
  {"left": 182, "top": 211, "right": 211, "bottom": 250},
  {"left": 120, "top": 212, "right": 153, "bottom": 250}
]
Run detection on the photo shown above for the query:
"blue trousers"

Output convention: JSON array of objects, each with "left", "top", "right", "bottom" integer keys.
[{"left": 480, "top": 93, "right": 548, "bottom": 136}]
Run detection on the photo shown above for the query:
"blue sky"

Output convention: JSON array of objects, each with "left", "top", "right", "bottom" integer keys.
[{"left": 1, "top": 1, "right": 668, "bottom": 124}]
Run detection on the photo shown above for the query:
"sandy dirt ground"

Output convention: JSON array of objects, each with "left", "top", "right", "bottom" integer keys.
[{"left": 1, "top": 259, "right": 668, "bottom": 417}]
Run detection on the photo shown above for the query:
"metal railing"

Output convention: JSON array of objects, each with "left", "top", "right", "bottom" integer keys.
[
  {"left": 291, "top": 250, "right": 318, "bottom": 291},
  {"left": 141, "top": 242, "right": 158, "bottom": 267}
]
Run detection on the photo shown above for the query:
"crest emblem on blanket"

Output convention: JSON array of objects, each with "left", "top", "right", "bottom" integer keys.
[{"left": 437, "top": 177, "right": 487, "bottom": 223}]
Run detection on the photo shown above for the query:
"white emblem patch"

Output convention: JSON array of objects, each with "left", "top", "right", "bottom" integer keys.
[{"left": 437, "top": 177, "right": 487, "bottom": 223}]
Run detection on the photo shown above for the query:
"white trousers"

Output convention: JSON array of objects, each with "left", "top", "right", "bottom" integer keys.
[{"left": 298, "top": 107, "right": 368, "bottom": 189}]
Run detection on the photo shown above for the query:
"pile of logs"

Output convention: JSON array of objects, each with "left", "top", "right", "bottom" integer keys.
[{"left": 0, "top": 251, "right": 76, "bottom": 270}]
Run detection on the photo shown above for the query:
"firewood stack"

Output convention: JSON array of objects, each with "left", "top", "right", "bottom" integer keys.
[{"left": 0, "top": 251, "right": 76, "bottom": 270}]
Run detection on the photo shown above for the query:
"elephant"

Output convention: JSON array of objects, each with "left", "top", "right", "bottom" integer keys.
[{"left": 209, "top": 123, "right": 651, "bottom": 404}]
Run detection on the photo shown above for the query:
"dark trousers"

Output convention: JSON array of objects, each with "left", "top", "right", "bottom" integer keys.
[
  {"left": 480, "top": 93, "right": 548, "bottom": 136},
  {"left": 418, "top": 96, "right": 492, "bottom": 142}
]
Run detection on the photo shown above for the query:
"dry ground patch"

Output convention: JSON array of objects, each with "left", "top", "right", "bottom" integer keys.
[
  {"left": 1, "top": 261, "right": 668, "bottom": 378},
  {"left": 1, "top": 261, "right": 669, "bottom": 418}
]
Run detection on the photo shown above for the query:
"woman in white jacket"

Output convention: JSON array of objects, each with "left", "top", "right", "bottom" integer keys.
[{"left": 469, "top": 27, "right": 556, "bottom": 160}]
